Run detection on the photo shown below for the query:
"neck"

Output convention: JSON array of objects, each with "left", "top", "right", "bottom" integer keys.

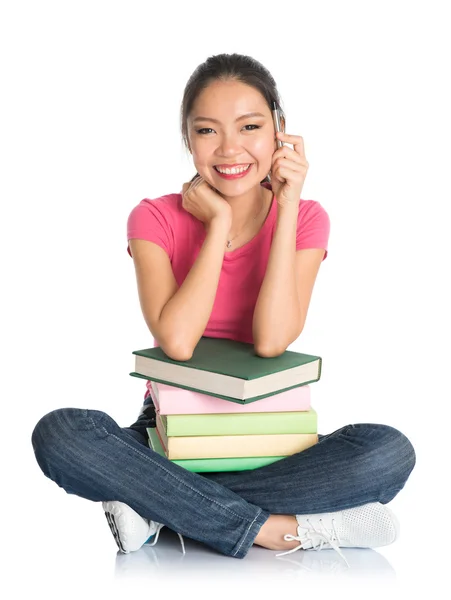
[{"left": 221, "top": 184, "right": 271, "bottom": 235}]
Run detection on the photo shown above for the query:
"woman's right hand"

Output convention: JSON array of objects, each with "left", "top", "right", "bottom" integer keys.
[{"left": 181, "top": 174, "right": 232, "bottom": 229}]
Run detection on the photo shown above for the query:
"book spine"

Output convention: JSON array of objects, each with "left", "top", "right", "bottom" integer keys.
[
  {"left": 160, "top": 409, "right": 317, "bottom": 436},
  {"left": 148, "top": 381, "right": 312, "bottom": 415},
  {"left": 163, "top": 432, "right": 318, "bottom": 460},
  {"left": 147, "top": 428, "right": 286, "bottom": 472}
]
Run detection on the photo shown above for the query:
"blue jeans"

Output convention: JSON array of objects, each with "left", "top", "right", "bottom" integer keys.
[{"left": 31, "top": 398, "right": 416, "bottom": 559}]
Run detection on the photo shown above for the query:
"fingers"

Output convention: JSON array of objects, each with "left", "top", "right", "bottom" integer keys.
[
  {"left": 184, "top": 175, "right": 204, "bottom": 196},
  {"left": 191, "top": 176, "right": 204, "bottom": 190},
  {"left": 271, "top": 164, "right": 302, "bottom": 184},
  {"left": 271, "top": 144, "right": 309, "bottom": 187},
  {"left": 271, "top": 133, "right": 309, "bottom": 184},
  {"left": 273, "top": 145, "right": 303, "bottom": 165},
  {"left": 276, "top": 131, "right": 306, "bottom": 159},
  {"left": 272, "top": 154, "right": 308, "bottom": 176}
]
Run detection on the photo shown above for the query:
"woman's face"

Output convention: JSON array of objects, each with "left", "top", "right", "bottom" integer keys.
[{"left": 187, "top": 79, "right": 277, "bottom": 195}]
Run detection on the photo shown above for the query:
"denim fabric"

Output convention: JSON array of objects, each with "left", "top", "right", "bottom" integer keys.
[{"left": 31, "top": 398, "right": 415, "bottom": 559}]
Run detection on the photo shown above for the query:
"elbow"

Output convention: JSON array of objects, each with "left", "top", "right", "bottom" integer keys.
[
  {"left": 253, "top": 317, "right": 304, "bottom": 358},
  {"left": 165, "top": 346, "right": 193, "bottom": 362},
  {"left": 254, "top": 343, "right": 286, "bottom": 358},
  {"left": 152, "top": 323, "right": 194, "bottom": 362},
  {"left": 160, "top": 338, "right": 194, "bottom": 362},
  {"left": 254, "top": 329, "right": 303, "bottom": 358}
]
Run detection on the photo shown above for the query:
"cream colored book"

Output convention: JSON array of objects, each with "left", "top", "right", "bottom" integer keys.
[{"left": 156, "top": 413, "right": 318, "bottom": 460}]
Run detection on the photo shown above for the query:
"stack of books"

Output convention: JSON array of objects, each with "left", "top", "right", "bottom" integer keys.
[{"left": 129, "top": 337, "right": 322, "bottom": 473}]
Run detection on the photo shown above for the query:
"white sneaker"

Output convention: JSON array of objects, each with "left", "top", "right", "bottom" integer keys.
[
  {"left": 103, "top": 501, "right": 185, "bottom": 555},
  {"left": 276, "top": 502, "right": 399, "bottom": 567}
]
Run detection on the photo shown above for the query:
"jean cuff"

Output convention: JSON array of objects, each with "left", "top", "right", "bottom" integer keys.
[{"left": 230, "top": 508, "right": 270, "bottom": 559}]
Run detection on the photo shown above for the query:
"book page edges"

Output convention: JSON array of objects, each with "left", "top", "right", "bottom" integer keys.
[{"left": 134, "top": 356, "right": 320, "bottom": 400}]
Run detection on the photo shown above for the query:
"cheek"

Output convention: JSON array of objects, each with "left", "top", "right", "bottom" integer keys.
[
  {"left": 190, "top": 140, "right": 213, "bottom": 167},
  {"left": 252, "top": 137, "right": 275, "bottom": 166}
]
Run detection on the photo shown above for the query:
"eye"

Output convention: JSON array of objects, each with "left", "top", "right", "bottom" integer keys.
[
  {"left": 196, "top": 128, "right": 215, "bottom": 135},
  {"left": 195, "top": 124, "right": 262, "bottom": 135}
]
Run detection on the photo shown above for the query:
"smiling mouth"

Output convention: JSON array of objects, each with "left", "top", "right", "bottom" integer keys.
[{"left": 213, "top": 164, "right": 252, "bottom": 175}]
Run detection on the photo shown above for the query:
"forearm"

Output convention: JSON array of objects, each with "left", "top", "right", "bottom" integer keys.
[
  {"left": 253, "top": 202, "right": 301, "bottom": 355},
  {"left": 159, "top": 219, "right": 229, "bottom": 358}
]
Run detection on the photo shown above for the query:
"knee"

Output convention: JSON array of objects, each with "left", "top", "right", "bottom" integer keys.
[
  {"left": 380, "top": 424, "right": 415, "bottom": 473},
  {"left": 32, "top": 409, "right": 67, "bottom": 473},
  {"left": 31, "top": 408, "right": 90, "bottom": 478},
  {"left": 356, "top": 423, "right": 416, "bottom": 491}
]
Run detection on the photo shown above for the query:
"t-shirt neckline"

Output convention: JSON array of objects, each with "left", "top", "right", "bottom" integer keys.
[{"left": 222, "top": 187, "right": 275, "bottom": 260}]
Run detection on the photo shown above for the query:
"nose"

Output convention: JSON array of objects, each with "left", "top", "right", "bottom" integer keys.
[{"left": 217, "top": 131, "right": 242, "bottom": 157}]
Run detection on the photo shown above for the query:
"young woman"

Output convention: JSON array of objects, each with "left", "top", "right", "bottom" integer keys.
[{"left": 31, "top": 53, "right": 416, "bottom": 562}]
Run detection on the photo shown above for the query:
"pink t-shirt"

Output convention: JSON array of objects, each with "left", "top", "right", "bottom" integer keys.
[{"left": 127, "top": 183, "right": 330, "bottom": 399}]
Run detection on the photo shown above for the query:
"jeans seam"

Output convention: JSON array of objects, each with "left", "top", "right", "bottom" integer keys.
[
  {"left": 107, "top": 431, "right": 253, "bottom": 522},
  {"left": 232, "top": 509, "right": 263, "bottom": 557},
  {"left": 88, "top": 415, "right": 108, "bottom": 436}
]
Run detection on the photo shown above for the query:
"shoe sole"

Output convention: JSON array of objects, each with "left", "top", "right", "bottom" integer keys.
[
  {"left": 104, "top": 509, "right": 128, "bottom": 554},
  {"left": 103, "top": 500, "right": 157, "bottom": 554}
]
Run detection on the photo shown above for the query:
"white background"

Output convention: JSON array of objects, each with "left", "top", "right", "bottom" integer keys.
[{"left": 1, "top": 0, "right": 449, "bottom": 597}]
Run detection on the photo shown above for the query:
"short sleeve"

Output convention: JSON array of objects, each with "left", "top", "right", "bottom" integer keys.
[
  {"left": 126, "top": 199, "right": 174, "bottom": 260},
  {"left": 296, "top": 200, "right": 330, "bottom": 260}
]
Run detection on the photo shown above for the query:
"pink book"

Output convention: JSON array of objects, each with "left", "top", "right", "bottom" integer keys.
[{"left": 148, "top": 381, "right": 311, "bottom": 415}]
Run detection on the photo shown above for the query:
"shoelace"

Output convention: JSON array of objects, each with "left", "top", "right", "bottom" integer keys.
[
  {"left": 147, "top": 523, "right": 186, "bottom": 555},
  {"left": 276, "top": 517, "right": 349, "bottom": 568}
]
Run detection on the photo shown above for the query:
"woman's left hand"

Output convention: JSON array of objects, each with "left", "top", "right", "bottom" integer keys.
[{"left": 270, "top": 131, "right": 309, "bottom": 207}]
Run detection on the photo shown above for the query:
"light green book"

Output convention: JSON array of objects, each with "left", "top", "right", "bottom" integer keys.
[
  {"left": 152, "top": 415, "right": 318, "bottom": 460},
  {"left": 130, "top": 336, "right": 322, "bottom": 405},
  {"left": 147, "top": 427, "right": 285, "bottom": 473},
  {"left": 158, "top": 409, "right": 317, "bottom": 436}
]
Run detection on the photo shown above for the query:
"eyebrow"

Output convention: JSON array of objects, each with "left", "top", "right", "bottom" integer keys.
[{"left": 192, "top": 112, "right": 266, "bottom": 124}]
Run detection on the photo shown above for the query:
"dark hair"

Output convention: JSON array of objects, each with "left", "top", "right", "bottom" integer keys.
[{"left": 180, "top": 53, "right": 284, "bottom": 184}]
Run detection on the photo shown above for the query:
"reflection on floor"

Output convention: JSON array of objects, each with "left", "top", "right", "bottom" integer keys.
[{"left": 114, "top": 527, "right": 397, "bottom": 584}]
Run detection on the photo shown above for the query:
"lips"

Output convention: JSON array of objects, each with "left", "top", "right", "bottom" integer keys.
[
  {"left": 213, "top": 164, "right": 253, "bottom": 180},
  {"left": 214, "top": 163, "right": 251, "bottom": 169}
]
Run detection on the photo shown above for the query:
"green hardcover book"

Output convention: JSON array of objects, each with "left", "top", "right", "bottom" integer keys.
[
  {"left": 147, "top": 427, "right": 285, "bottom": 473},
  {"left": 130, "top": 336, "right": 322, "bottom": 405},
  {"left": 158, "top": 409, "right": 317, "bottom": 436}
]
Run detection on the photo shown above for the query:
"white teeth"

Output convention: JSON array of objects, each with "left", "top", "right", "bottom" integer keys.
[{"left": 216, "top": 164, "right": 251, "bottom": 175}]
